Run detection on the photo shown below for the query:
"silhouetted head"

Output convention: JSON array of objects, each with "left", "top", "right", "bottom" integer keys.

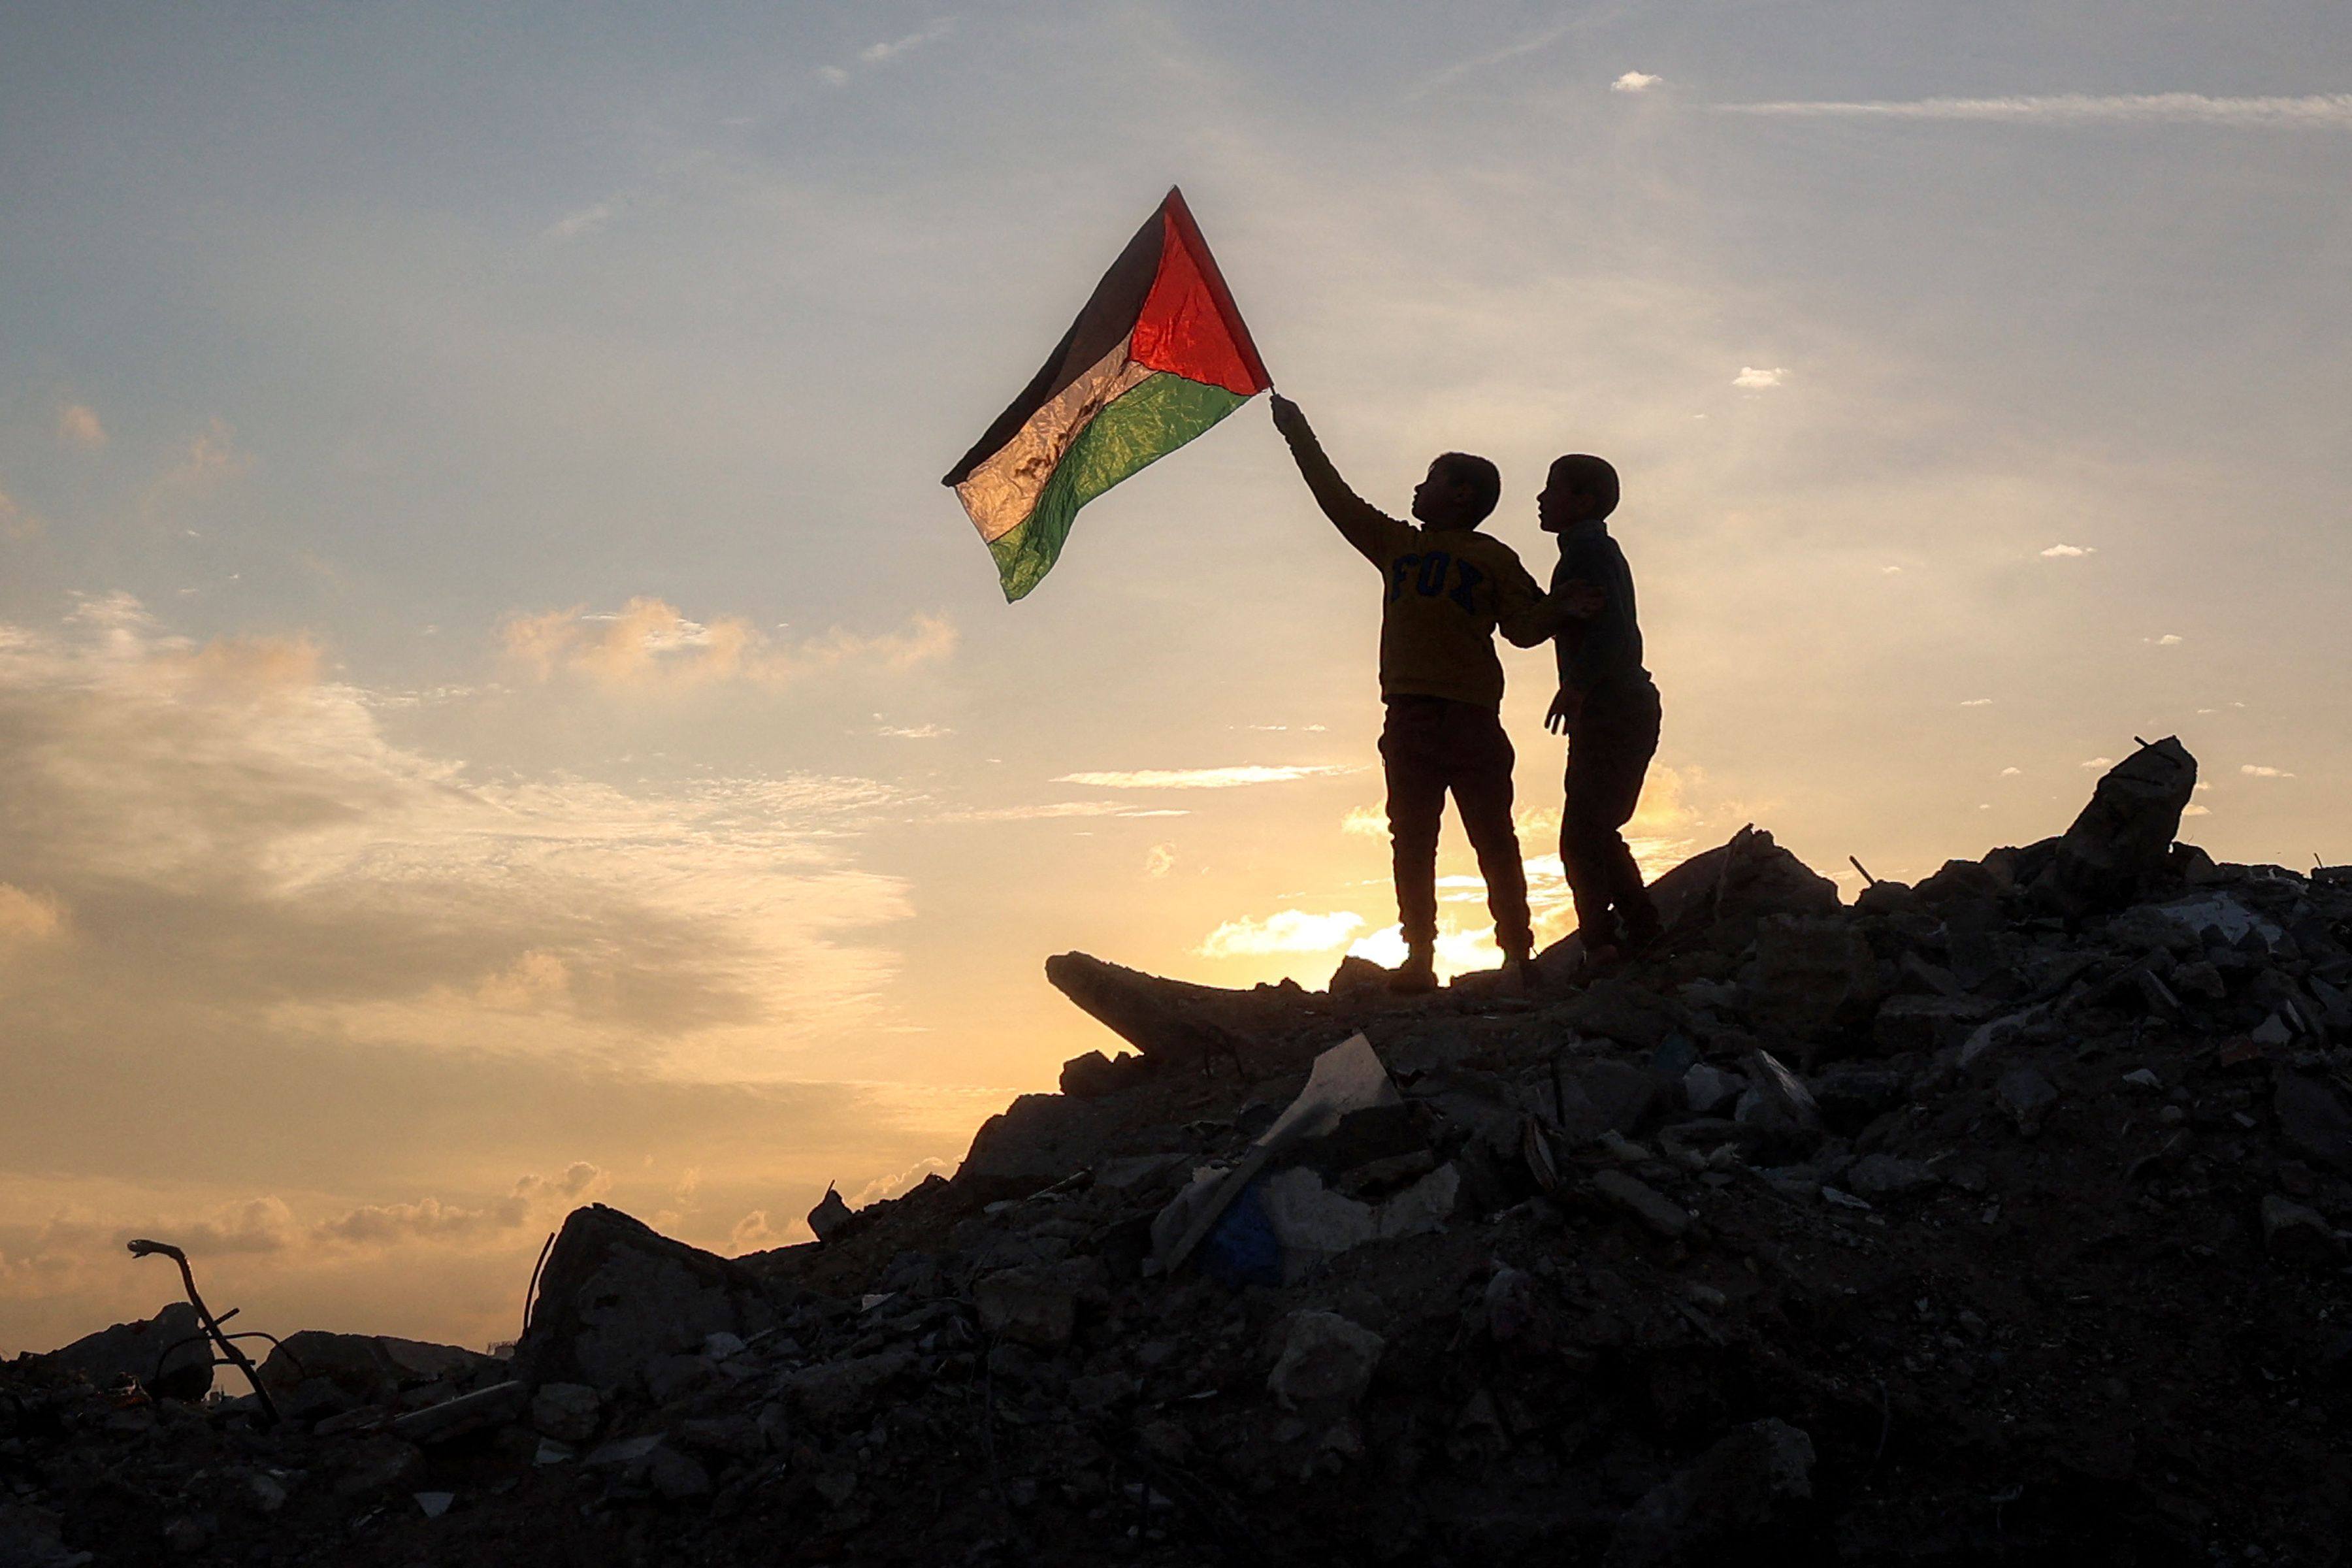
[
  {"left": 1539, "top": 454, "right": 1619, "bottom": 532},
  {"left": 1411, "top": 452, "right": 1501, "bottom": 531}
]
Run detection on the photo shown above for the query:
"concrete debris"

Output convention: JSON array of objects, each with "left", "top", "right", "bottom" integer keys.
[
  {"left": 1265, "top": 1311, "right": 1384, "bottom": 1411},
  {"left": 806, "top": 1183, "right": 853, "bottom": 1244},
  {"left": 13, "top": 747, "right": 2352, "bottom": 1563},
  {"left": 33, "top": 1301, "right": 214, "bottom": 1403}
]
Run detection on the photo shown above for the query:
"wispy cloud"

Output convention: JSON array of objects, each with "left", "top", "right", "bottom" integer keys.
[
  {"left": 2040, "top": 543, "right": 2095, "bottom": 558},
  {"left": 1612, "top": 71, "right": 1661, "bottom": 93},
  {"left": 1143, "top": 843, "right": 1175, "bottom": 878},
  {"left": 2240, "top": 763, "right": 2295, "bottom": 778},
  {"left": 502, "top": 598, "right": 955, "bottom": 691},
  {"left": 1718, "top": 92, "right": 2352, "bottom": 128},
  {"left": 1734, "top": 366, "right": 1788, "bottom": 389},
  {"left": 0, "top": 482, "right": 37, "bottom": 543},
  {"left": 2149, "top": 633, "right": 2183, "bottom": 646},
  {"left": 1198, "top": 909, "right": 1365, "bottom": 958},
  {"left": 313, "top": 1163, "right": 608, "bottom": 1246},
  {"left": 874, "top": 723, "right": 951, "bottom": 739},
  {"left": 544, "top": 201, "right": 619, "bottom": 242},
  {"left": 56, "top": 404, "right": 106, "bottom": 451},
  {"left": 821, "top": 17, "right": 956, "bottom": 86},
  {"left": 1054, "top": 764, "right": 1357, "bottom": 790},
  {"left": 935, "top": 800, "right": 1187, "bottom": 823},
  {"left": 1961, "top": 697, "right": 1993, "bottom": 707},
  {"left": 1409, "top": 19, "right": 1575, "bottom": 99}
]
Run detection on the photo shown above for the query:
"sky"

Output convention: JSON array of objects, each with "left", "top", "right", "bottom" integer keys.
[{"left": 2, "top": 1, "right": 2347, "bottom": 1354}]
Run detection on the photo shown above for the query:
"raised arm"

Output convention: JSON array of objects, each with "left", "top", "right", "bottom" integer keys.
[{"left": 1269, "top": 393, "right": 1394, "bottom": 563}]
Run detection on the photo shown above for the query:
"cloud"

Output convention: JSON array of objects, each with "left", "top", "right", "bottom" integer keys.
[
  {"left": 2001, "top": 766, "right": 2022, "bottom": 776},
  {"left": 0, "top": 602, "right": 917, "bottom": 1082},
  {"left": 2150, "top": 634, "right": 2183, "bottom": 646},
  {"left": 1341, "top": 805, "right": 1387, "bottom": 837},
  {"left": 2081, "top": 757, "right": 2115, "bottom": 769},
  {"left": 314, "top": 1163, "right": 608, "bottom": 1247},
  {"left": 821, "top": 17, "right": 955, "bottom": 84},
  {"left": 57, "top": 404, "right": 106, "bottom": 450},
  {"left": 937, "top": 800, "right": 1187, "bottom": 823},
  {"left": 1409, "top": 20, "right": 1575, "bottom": 98},
  {"left": 1612, "top": 71, "right": 1662, "bottom": 93},
  {"left": 2040, "top": 544, "right": 2095, "bottom": 558},
  {"left": 1717, "top": 92, "right": 2352, "bottom": 128},
  {"left": 162, "top": 419, "right": 253, "bottom": 491},
  {"left": 124, "top": 1196, "right": 301, "bottom": 1256},
  {"left": 1143, "top": 843, "right": 1175, "bottom": 878},
  {"left": 2240, "top": 764, "right": 2295, "bottom": 778},
  {"left": 874, "top": 723, "right": 951, "bottom": 738},
  {"left": 0, "top": 883, "right": 66, "bottom": 955},
  {"left": 2183, "top": 804, "right": 2211, "bottom": 817},
  {"left": 849, "top": 1156, "right": 951, "bottom": 1209},
  {"left": 1961, "top": 698, "right": 1993, "bottom": 707},
  {"left": 1733, "top": 366, "right": 1788, "bottom": 389},
  {"left": 1197, "top": 909, "right": 1365, "bottom": 958},
  {"left": 544, "top": 202, "right": 619, "bottom": 242},
  {"left": 502, "top": 598, "right": 955, "bottom": 691},
  {"left": 728, "top": 1210, "right": 787, "bottom": 1250},
  {"left": 1054, "top": 764, "right": 1356, "bottom": 790},
  {"left": 0, "top": 482, "right": 39, "bottom": 542}
]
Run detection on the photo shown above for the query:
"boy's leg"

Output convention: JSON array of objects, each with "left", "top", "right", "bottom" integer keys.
[
  {"left": 1379, "top": 698, "right": 1447, "bottom": 987},
  {"left": 1446, "top": 705, "right": 1533, "bottom": 964},
  {"left": 1565, "top": 681, "right": 1663, "bottom": 948}
]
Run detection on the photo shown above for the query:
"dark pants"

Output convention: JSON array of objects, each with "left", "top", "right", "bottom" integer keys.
[
  {"left": 1380, "top": 696, "right": 1533, "bottom": 958},
  {"left": 1562, "top": 677, "right": 1662, "bottom": 946}
]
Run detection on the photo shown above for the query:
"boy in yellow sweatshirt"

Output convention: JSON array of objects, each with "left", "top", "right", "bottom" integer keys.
[{"left": 1271, "top": 393, "right": 1547, "bottom": 993}]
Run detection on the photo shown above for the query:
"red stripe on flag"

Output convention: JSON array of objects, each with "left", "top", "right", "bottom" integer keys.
[{"left": 1129, "top": 189, "right": 1271, "bottom": 396}]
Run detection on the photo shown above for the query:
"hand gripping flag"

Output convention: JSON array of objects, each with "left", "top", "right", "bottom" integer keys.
[{"left": 944, "top": 188, "right": 1271, "bottom": 602}]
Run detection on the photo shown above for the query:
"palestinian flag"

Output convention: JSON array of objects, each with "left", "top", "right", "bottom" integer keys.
[{"left": 945, "top": 188, "right": 1271, "bottom": 601}]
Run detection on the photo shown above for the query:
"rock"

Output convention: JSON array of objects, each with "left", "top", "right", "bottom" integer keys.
[
  {"left": 258, "top": 1331, "right": 499, "bottom": 1409},
  {"left": 37, "top": 1302, "right": 213, "bottom": 1402},
  {"left": 515, "top": 1204, "right": 781, "bottom": 1397},
  {"left": 2273, "top": 1075, "right": 2352, "bottom": 1175},
  {"left": 807, "top": 1184, "right": 853, "bottom": 1244},
  {"left": 1562, "top": 979, "right": 1684, "bottom": 1051},
  {"left": 1591, "top": 1170, "right": 1692, "bottom": 1239},
  {"left": 1606, "top": 1418, "right": 1816, "bottom": 1567},
  {"left": 1327, "top": 954, "right": 1391, "bottom": 997},
  {"left": 1996, "top": 1068, "right": 2059, "bottom": 1134},
  {"left": 778, "top": 1350, "right": 913, "bottom": 1424},
  {"left": 2262, "top": 1195, "right": 2341, "bottom": 1262},
  {"left": 1682, "top": 1063, "right": 1743, "bottom": 1117},
  {"left": 390, "top": 1380, "right": 529, "bottom": 1445},
  {"left": 413, "top": 1492, "right": 455, "bottom": 1519},
  {"left": 530, "top": 1382, "right": 602, "bottom": 1445},
  {"left": 1058, "top": 1048, "right": 1147, "bottom": 1099},
  {"left": 955, "top": 1092, "right": 1119, "bottom": 1201},
  {"left": 2031, "top": 738, "right": 2197, "bottom": 917},
  {"left": 644, "top": 1354, "right": 716, "bottom": 1405},
  {"left": 0, "top": 1503, "right": 91, "bottom": 1568},
  {"left": 1749, "top": 915, "right": 1882, "bottom": 1040},
  {"left": 331, "top": 1435, "right": 427, "bottom": 1500},
  {"left": 973, "top": 1258, "right": 1108, "bottom": 1348},
  {"left": 1574, "top": 1060, "right": 1661, "bottom": 1135},
  {"left": 1916, "top": 858, "right": 2007, "bottom": 909},
  {"left": 1810, "top": 1067, "right": 1906, "bottom": 1134},
  {"left": 1044, "top": 951, "right": 1250, "bottom": 1066},
  {"left": 1844, "top": 1154, "right": 1936, "bottom": 1201},
  {"left": 1250, "top": 1162, "right": 1461, "bottom": 1282},
  {"left": 1266, "top": 1311, "right": 1384, "bottom": 1411},
  {"left": 1871, "top": 993, "right": 1987, "bottom": 1055},
  {"left": 647, "top": 1445, "right": 713, "bottom": 1501},
  {"left": 1735, "top": 1049, "right": 1823, "bottom": 1151},
  {"left": 582, "top": 1433, "right": 666, "bottom": 1470}
]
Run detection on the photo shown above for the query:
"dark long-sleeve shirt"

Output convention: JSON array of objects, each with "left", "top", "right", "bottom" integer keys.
[{"left": 1544, "top": 518, "right": 1648, "bottom": 696}]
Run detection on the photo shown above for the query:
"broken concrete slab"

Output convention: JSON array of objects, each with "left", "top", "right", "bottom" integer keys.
[
  {"left": 516, "top": 1205, "right": 780, "bottom": 1397},
  {"left": 37, "top": 1301, "right": 212, "bottom": 1402},
  {"left": 1266, "top": 1311, "right": 1384, "bottom": 1411},
  {"left": 1591, "top": 1170, "right": 1691, "bottom": 1239},
  {"left": 2033, "top": 738, "right": 2198, "bottom": 918}
]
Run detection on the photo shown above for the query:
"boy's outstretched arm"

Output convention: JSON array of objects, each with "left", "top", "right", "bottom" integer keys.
[{"left": 1270, "top": 393, "right": 1390, "bottom": 563}]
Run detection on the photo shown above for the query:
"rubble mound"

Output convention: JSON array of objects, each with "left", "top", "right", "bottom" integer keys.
[{"left": 8, "top": 740, "right": 2352, "bottom": 1565}]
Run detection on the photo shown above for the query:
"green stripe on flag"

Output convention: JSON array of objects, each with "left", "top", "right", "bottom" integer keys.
[{"left": 988, "top": 372, "right": 1249, "bottom": 601}]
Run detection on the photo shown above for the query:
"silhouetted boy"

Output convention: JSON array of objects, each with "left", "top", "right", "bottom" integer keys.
[
  {"left": 1531, "top": 453, "right": 1661, "bottom": 960},
  {"left": 1271, "top": 393, "right": 1546, "bottom": 994}
]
